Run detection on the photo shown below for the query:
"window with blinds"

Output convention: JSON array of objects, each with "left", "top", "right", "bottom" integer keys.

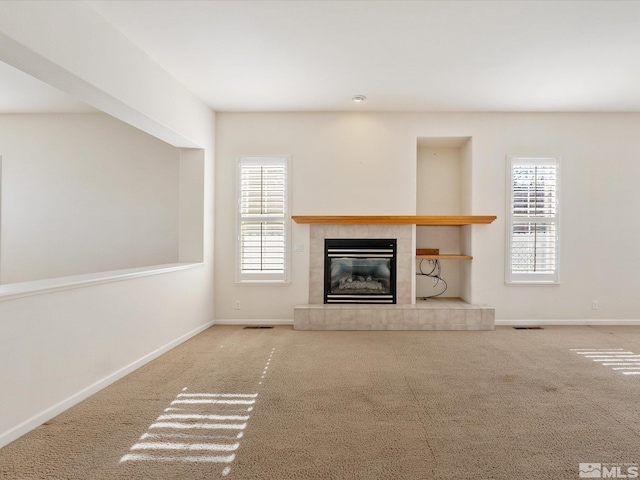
[
  {"left": 237, "top": 156, "right": 290, "bottom": 282},
  {"left": 507, "top": 156, "right": 560, "bottom": 284}
]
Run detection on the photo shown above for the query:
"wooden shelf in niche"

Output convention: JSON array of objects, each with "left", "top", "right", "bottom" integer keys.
[
  {"left": 292, "top": 215, "right": 496, "bottom": 226},
  {"left": 416, "top": 254, "right": 473, "bottom": 260}
]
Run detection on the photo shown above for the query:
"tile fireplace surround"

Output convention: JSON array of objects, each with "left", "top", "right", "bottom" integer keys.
[{"left": 293, "top": 223, "right": 495, "bottom": 331}]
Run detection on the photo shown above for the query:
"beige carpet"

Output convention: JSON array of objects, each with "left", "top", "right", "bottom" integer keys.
[{"left": 2, "top": 325, "right": 640, "bottom": 479}]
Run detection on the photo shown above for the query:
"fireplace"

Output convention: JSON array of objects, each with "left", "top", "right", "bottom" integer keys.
[{"left": 324, "top": 238, "right": 396, "bottom": 304}]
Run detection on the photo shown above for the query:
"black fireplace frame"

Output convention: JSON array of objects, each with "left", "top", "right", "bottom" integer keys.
[{"left": 324, "top": 238, "right": 397, "bottom": 304}]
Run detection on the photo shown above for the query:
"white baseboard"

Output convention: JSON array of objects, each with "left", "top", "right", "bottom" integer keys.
[
  {"left": 216, "top": 318, "right": 640, "bottom": 327},
  {"left": 214, "top": 318, "right": 293, "bottom": 326},
  {"left": 496, "top": 319, "right": 640, "bottom": 326},
  {"left": 0, "top": 320, "right": 215, "bottom": 449}
]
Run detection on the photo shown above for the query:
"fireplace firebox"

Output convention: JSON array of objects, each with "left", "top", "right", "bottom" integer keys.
[{"left": 324, "top": 238, "right": 396, "bottom": 304}]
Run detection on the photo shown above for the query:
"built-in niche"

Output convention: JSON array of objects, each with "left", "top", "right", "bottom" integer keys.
[{"left": 416, "top": 136, "right": 472, "bottom": 301}]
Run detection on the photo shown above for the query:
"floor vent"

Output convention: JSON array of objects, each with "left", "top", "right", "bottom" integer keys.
[
  {"left": 513, "top": 326, "right": 544, "bottom": 330},
  {"left": 243, "top": 326, "right": 274, "bottom": 329}
]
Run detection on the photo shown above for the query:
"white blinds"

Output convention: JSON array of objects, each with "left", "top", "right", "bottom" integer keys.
[
  {"left": 240, "top": 165, "right": 286, "bottom": 217},
  {"left": 508, "top": 158, "right": 560, "bottom": 283},
  {"left": 511, "top": 221, "right": 556, "bottom": 274},
  {"left": 238, "top": 159, "right": 288, "bottom": 280},
  {"left": 240, "top": 221, "right": 286, "bottom": 273},
  {"left": 512, "top": 164, "right": 557, "bottom": 218}
]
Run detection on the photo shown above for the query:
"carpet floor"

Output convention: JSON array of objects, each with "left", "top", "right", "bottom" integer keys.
[{"left": 2, "top": 325, "right": 640, "bottom": 479}]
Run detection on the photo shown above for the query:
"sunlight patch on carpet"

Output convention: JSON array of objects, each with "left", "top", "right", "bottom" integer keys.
[
  {"left": 119, "top": 347, "right": 276, "bottom": 477},
  {"left": 572, "top": 348, "right": 640, "bottom": 375}
]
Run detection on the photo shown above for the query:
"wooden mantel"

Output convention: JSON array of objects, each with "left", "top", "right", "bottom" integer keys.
[{"left": 292, "top": 215, "right": 497, "bottom": 226}]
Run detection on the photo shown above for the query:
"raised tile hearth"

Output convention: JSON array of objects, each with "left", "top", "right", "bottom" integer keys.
[{"left": 294, "top": 297, "right": 494, "bottom": 331}]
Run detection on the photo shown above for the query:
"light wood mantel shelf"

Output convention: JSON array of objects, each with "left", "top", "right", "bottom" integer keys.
[{"left": 292, "top": 215, "right": 496, "bottom": 226}]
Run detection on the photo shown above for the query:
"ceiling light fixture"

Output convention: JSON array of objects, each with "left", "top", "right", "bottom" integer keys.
[{"left": 352, "top": 95, "right": 367, "bottom": 103}]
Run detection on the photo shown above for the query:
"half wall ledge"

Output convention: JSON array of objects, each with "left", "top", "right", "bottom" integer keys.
[{"left": 0, "top": 263, "right": 204, "bottom": 302}]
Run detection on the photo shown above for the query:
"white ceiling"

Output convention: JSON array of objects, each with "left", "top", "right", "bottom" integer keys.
[
  {"left": 85, "top": 0, "right": 640, "bottom": 112},
  {"left": 4, "top": 1, "right": 640, "bottom": 113}
]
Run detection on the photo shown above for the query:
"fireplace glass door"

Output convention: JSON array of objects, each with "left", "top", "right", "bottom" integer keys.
[{"left": 324, "top": 239, "right": 396, "bottom": 304}]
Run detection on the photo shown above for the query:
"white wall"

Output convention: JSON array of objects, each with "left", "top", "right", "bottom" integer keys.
[
  {"left": 469, "top": 113, "right": 640, "bottom": 320},
  {"left": 215, "top": 113, "right": 417, "bottom": 320},
  {"left": 215, "top": 112, "right": 640, "bottom": 322},
  {"left": 0, "top": 113, "right": 180, "bottom": 284},
  {"left": 0, "top": 2, "right": 215, "bottom": 448}
]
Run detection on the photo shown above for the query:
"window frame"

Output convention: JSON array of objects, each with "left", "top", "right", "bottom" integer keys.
[
  {"left": 236, "top": 155, "right": 291, "bottom": 284},
  {"left": 505, "top": 155, "right": 561, "bottom": 286}
]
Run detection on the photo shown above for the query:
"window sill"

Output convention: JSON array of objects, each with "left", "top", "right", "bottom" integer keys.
[
  {"left": 505, "top": 281, "right": 561, "bottom": 287},
  {"left": 0, "top": 263, "right": 204, "bottom": 302},
  {"left": 236, "top": 280, "right": 291, "bottom": 286}
]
